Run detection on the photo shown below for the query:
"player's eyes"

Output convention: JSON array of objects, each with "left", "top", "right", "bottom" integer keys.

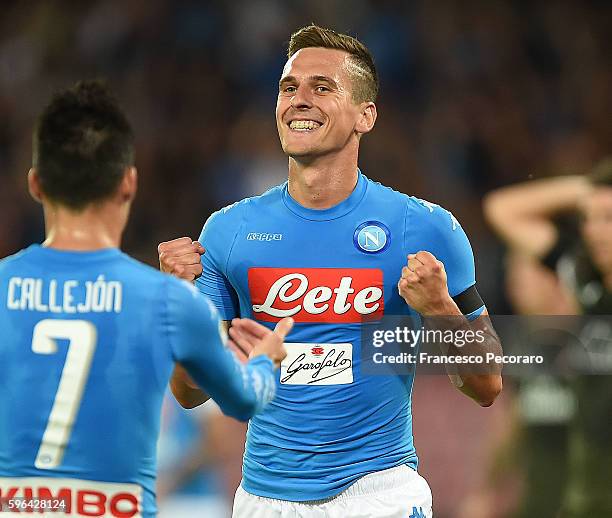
[
  {"left": 315, "top": 86, "right": 330, "bottom": 93},
  {"left": 283, "top": 86, "right": 297, "bottom": 93}
]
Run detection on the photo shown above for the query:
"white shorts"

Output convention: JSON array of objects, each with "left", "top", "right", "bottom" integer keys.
[{"left": 232, "top": 465, "right": 433, "bottom": 518}]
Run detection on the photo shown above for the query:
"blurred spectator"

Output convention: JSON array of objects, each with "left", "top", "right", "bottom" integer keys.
[
  {"left": 157, "top": 395, "right": 230, "bottom": 518},
  {"left": 1, "top": 0, "right": 609, "bottom": 267}
]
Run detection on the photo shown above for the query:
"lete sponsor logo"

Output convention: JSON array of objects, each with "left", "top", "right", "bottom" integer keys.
[{"left": 248, "top": 268, "right": 384, "bottom": 322}]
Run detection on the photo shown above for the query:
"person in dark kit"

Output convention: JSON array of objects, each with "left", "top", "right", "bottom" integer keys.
[{"left": 485, "top": 157, "right": 612, "bottom": 517}]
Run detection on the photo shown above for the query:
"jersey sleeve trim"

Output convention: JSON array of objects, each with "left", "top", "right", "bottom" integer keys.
[
  {"left": 162, "top": 276, "right": 174, "bottom": 361},
  {"left": 221, "top": 200, "right": 250, "bottom": 279}
]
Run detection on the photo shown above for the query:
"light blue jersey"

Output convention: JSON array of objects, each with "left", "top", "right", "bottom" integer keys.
[
  {"left": 0, "top": 245, "right": 276, "bottom": 517},
  {"left": 197, "top": 171, "right": 482, "bottom": 501}
]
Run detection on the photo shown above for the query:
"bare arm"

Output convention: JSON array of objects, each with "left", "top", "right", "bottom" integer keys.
[
  {"left": 170, "top": 363, "right": 211, "bottom": 409},
  {"left": 449, "top": 311, "right": 503, "bottom": 407},
  {"left": 426, "top": 304, "right": 503, "bottom": 407},
  {"left": 504, "top": 252, "right": 578, "bottom": 315},
  {"left": 399, "top": 251, "right": 502, "bottom": 407},
  {"left": 483, "top": 175, "right": 589, "bottom": 257}
]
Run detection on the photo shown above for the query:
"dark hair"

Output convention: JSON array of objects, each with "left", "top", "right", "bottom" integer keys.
[
  {"left": 588, "top": 157, "right": 612, "bottom": 187},
  {"left": 287, "top": 25, "right": 378, "bottom": 104},
  {"left": 33, "top": 80, "right": 134, "bottom": 210}
]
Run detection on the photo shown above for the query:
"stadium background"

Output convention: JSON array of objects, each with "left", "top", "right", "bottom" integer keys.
[{"left": 0, "top": 1, "right": 610, "bottom": 516}]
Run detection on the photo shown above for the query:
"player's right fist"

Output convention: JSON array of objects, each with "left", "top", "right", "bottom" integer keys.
[{"left": 158, "top": 237, "right": 205, "bottom": 282}]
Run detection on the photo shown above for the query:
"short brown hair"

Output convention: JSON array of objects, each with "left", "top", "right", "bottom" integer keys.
[{"left": 287, "top": 25, "right": 378, "bottom": 104}]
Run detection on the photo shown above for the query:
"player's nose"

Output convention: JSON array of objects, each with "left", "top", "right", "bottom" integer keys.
[{"left": 290, "top": 85, "right": 313, "bottom": 110}]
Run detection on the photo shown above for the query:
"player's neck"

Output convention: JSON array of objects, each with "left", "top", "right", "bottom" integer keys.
[
  {"left": 287, "top": 154, "right": 359, "bottom": 209},
  {"left": 42, "top": 202, "right": 126, "bottom": 251}
]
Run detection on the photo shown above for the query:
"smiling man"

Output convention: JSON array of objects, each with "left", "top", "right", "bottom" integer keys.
[{"left": 159, "top": 25, "right": 503, "bottom": 518}]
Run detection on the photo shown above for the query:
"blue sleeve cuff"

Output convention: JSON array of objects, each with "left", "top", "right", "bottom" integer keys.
[{"left": 465, "top": 305, "right": 486, "bottom": 321}]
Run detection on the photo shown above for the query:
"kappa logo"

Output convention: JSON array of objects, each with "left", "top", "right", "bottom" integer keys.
[
  {"left": 416, "top": 198, "right": 460, "bottom": 231},
  {"left": 354, "top": 221, "right": 390, "bottom": 254},
  {"left": 246, "top": 232, "right": 282, "bottom": 241}
]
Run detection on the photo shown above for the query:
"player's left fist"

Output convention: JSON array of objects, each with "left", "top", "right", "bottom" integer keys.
[{"left": 397, "top": 251, "right": 455, "bottom": 315}]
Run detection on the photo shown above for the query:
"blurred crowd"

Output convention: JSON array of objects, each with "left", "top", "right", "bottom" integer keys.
[{"left": 1, "top": 1, "right": 610, "bottom": 517}]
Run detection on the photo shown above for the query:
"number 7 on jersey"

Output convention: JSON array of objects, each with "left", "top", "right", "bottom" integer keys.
[{"left": 31, "top": 319, "right": 97, "bottom": 469}]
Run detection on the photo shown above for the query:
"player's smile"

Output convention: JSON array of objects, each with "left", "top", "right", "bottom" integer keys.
[
  {"left": 283, "top": 112, "right": 327, "bottom": 139},
  {"left": 276, "top": 47, "right": 369, "bottom": 159},
  {"left": 287, "top": 119, "right": 324, "bottom": 132}
]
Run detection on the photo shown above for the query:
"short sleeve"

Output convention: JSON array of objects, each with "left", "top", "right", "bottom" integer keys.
[
  {"left": 195, "top": 206, "right": 241, "bottom": 320},
  {"left": 406, "top": 199, "right": 484, "bottom": 317}
]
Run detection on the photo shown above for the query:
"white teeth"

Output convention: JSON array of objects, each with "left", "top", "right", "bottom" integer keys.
[{"left": 289, "top": 120, "right": 321, "bottom": 130}]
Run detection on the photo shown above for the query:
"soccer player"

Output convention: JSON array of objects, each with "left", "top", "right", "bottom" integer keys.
[
  {"left": 484, "top": 158, "right": 612, "bottom": 517},
  {"left": 159, "top": 25, "right": 503, "bottom": 518},
  {"left": 0, "top": 81, "right": 292, "bottom": 518}
]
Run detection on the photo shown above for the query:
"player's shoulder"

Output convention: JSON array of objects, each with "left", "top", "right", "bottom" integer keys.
[
  {"left": 363, "top": 176, "right": 461, "bottom": 231},
  {"left": 221, "top": 184, "right": 284, "bottom": 213},
  {"left": 200, "top": 200, "right": 248, "bottom": 244},
  {"left": 0, "top": 247, "right": 32, "bottom": 274},
  {"left": 0, "top": 245, "right": 174, "bottom": 288},
  {"left": 363, "top": 175, "right": 410, "bottom": 205},
  {"left": 405, "top": 196, "right": 462, "bottom": 233},
  {"left": 249, "top": 183, "right": 286, "bottom": 207},
  {"left": 120, "top": 256, "right": 217, "bottom": 318},
  {"left": 165, "top": 273, "right": 221, "bottom": 322},
  {"left": 113, "top": 253, "right": 172, "bottom": 284},
  {"left": 163, "top": 272, "right": 200, "bottom": 300},
  {"left": 202, "top": 184, "right": 285, "bottom": 231}
]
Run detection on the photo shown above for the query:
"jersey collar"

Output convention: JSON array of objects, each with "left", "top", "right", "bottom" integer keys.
[
  {"left": 281, "top": 170, "right": 368, "bottom": 221},
  {"left": 28, "top": 244, "right": 122, "bottom": 262}
]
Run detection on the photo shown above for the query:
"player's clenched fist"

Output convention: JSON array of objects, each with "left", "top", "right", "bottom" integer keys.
[
  {"left": 398, "top": 250, "right": 457, "bottom": 315},
  {"left": 158, "top": 237, "right": 205, "bottom": 282}
]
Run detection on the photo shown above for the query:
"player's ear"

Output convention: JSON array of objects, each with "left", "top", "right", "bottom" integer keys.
[
  {"left": 355, "top": 102, "right": 377, "bottom": 136},
  {"left": 119, "top": 166, "right": 138, "bottom": 203},
  {"left": 27, "top": 168, "right": 43, "bottom": 204}
]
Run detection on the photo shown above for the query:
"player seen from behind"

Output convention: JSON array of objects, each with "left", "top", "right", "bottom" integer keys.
[{"left": 0, "top": 80, "right": 292, "bottom": 518}]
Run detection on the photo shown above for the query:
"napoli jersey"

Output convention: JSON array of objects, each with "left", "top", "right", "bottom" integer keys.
[
  {"left": 0, "top": 246, "right": 276, "bottom": 517},
  {"left": 197, "top": 171, "right": 481, "bottom": 502}
]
